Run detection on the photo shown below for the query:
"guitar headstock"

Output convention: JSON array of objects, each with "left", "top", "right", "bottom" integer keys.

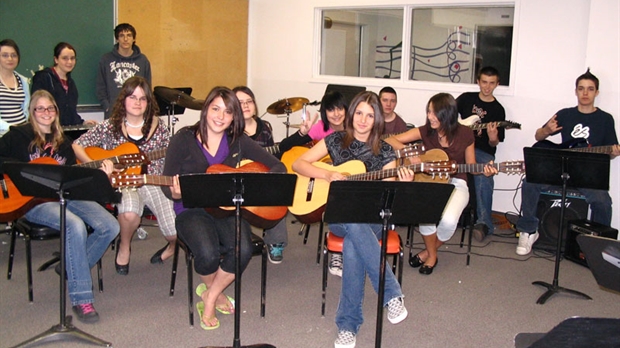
[
  {"left": 117, "top": 152, "right": 150, "bottom": 166},
  {"left": 498, "top": 160, "right": 525, "bottom": 175},
  {"left": 395, "top": 143, "right": 425, "bottom": 159},
  {"left": 110, "top": 173, "right": 145, "bottom": 189},
  {"left": 503, "top": 121, "right": 522, "bottom": 130}
]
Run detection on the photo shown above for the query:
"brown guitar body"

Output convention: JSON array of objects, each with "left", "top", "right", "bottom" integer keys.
[{"left": 83, "top": 142, "right": 142, "bottom": 174}]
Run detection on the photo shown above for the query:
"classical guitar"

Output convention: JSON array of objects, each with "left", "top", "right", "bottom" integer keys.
[
  {"left": 109, "top": 161, "right": 287, "bottom": 229},
  {"left": 459, "top": 115, "right": 522, "bottom": 131},
  {"left": 288, "top": 158, "right": 455, "bottom": 223},
  {"left": 397, "top": 147, "right": 525, "bottom": 183},
  {"left": 280, "top": 146, "right": 331, "bottom": 173},
  {"left": 533, "top": 139, "right": 617, "bottom": 155},
  {"left": 0, "top": 150, "right": 151, "bottom": 222}
]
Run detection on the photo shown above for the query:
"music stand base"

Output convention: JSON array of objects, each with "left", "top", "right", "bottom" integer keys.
[
  {"left": 532, "top": 281, "right": 592, "bottom": 304},
  {"left": 10, "top": 316, "right": 111, "bottom": 348},
  {"left": 200, "top": 344, "right": 276, "bottom": 348}
]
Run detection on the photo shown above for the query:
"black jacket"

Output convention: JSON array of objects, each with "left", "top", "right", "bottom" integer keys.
[{"left": 31, "top": 67, "right": 84, "bottom": 126}]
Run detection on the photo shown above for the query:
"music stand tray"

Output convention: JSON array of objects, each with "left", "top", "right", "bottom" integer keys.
[
  {"left": 180, "top": 172, "right": 297, "bottom": 348},
  {"left": 3, "top": 162, "right": 119, "bottom": 348},
  {"left": 523, "top": 147, "right": 610, "bottom": 304},
  {"left": 324, "top": 180, "right": 454, "bottom": 348}
]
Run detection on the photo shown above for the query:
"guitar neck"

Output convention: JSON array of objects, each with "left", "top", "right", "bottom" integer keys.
[
  {"left": 456, "top": 163, "right": 497, "bottom": 174},
  {"left": 346, "top": 162, "right": 453, "bottom": 181},
  {"left": 468, "top": 121, "right": 519, "bottom": 131},
  {"left": 264, "top": 144, "right": 280, "bottom": 156},
  {"left": 570, "top": 145, "right": 615, "bottom": 155},
  {"left": 146, "top": 148, "right": 167, "bottom": 161}
]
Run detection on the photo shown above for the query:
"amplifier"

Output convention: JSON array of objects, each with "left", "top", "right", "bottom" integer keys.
[
  {"left": 534, "top": 190, "right": 589, "bottom": 253},
  {"left": 565, "top": 219, "right": 618, "bottom": 267}
]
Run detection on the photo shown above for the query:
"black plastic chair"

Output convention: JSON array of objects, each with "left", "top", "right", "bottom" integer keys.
[
  {"left": 169, "top": 232, "right": 267, "bottom": 326},
  {"left": 6, "top": 217, "right": 103, "bottom": 302}
]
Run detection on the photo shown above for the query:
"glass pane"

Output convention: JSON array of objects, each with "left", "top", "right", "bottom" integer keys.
[
  {"left": 410, "top": 7, "right": 514, "bottom": 85},
  {"left": 321, "top": 9, "right": 404, "bottom": 78}
]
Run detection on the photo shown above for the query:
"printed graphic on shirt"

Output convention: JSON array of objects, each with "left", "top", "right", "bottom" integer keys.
[
  {"left": 109, "top": 61, "right": 142, "bottom": 88},
  {"left": 471, "top": 105, "right": 488, "bottom": 120},
  {"left": 571, "top": 123, "right": 590, "bottom": 140}
]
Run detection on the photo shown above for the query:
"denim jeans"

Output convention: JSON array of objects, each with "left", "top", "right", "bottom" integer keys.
[
  {"left": 516, "top": 179, "right": 613, "bottom": 233},
  {"left": 329, "top": 223, "right": 403, "bottom": 334},
  {"left": 25, "top": 200, "right": 119, "bottom": 306},
  {"left": 473, "top": 148, "right": 495, "bottom": 234}
]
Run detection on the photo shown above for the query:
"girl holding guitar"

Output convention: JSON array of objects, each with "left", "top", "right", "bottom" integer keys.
[
  {"left": 293, "top": 91, "right": 413, "bottom": 348},
  {"left": 72, "top": 76, "right": 176, "bottom": 275},
  {"left": 161, "top": 86, "right": 285, "bottom": 330},
  {"left": 0, "top": 90, "right": 119, "bottom": 323},
  {"left": 386, "top": 93, "right": 497, "bottom": 275}
]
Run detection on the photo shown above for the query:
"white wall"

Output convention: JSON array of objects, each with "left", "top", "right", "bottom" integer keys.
[{"left": 248, "top": 0, "right": 620, "bottom": 229}]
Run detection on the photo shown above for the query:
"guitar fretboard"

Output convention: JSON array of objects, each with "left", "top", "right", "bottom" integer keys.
[
  {"left": 568, "top": 145, "right": 615, "bottom": 155},
  {"left": 346, "top": 162, "right": 452, "bottom": 181},
  {"left": 468, "top": 121, "right": 521, "bottom": 131}
]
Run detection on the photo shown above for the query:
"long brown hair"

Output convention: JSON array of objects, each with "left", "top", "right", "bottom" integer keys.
[
  {"left": 193, "top": 86, "right": 244, "bottom": 149},
  {"left": 342, "top": 91, "right": 384, "bottom": 154},
  {"left": 425, "top": 93, "right": 459, "bottom": 143},
  {"left": 28, "top": 90, "right": 64, "bottom": 152},
  {"left": 109, "top": 76, "right": 159, "bottom": 138}
]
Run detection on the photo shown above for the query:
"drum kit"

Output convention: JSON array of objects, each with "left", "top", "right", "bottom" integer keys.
[
  {"left": 154, "top": 86, "right": 204, "bottom": 134},
  {"left": 155, "top": 86, "right": 317, "bottom": 137},
  {"left": 266, "top": 97, "right": 319, "bottom": 136}
]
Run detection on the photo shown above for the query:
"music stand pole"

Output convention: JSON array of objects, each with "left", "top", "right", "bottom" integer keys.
[
  {"left": 532, "top": 173, "right": 592, "bottom": 304},
  {"left": 4, "top": 162, "right": 118, "bottom": 348}
]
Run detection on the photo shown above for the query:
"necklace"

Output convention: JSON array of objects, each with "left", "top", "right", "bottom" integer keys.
[{"left": 125, "top": 118, "right": 145, "bottom": 128}]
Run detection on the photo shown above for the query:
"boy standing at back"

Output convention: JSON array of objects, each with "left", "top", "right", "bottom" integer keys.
[
  {"left": 379, "top": 86, "right": 409, "bottom": 135},
  {"left": 96, "top": 23, "right": 152, "bottom": 119},
  {"left": 457, "top": 66, "right": 506, "bottom": 241}
]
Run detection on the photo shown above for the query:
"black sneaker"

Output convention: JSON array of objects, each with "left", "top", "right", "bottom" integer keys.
[
  {"left": 267, "top": 243, "right": 284, "bottom": 264},
  {"left": 72, "top": 303, "right": 100, "bottom": 323},
  {"left": 473, "top": 223, "right": 489, "bottom": 242}
]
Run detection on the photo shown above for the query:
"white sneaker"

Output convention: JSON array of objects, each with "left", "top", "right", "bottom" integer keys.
[
  {"left": 516, "top": 232, "right": 539, "bottom": 255},
  {"left": 329, "top": 253, "right": 343, "bottom": 277},
  {"left": 386, "top": 296, "right": 408, "bottom": 324},
  {"left": 334, "top": 330, "right": 356, "bottom": 348}
]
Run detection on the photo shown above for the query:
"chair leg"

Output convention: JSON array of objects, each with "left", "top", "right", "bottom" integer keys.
[
  {"left": 459, "top": 213, "right": 466, "bottom": 248},
  {"left": 467, "top": 209, "right": 474, "bottom": 266},
  {"left": 186, "top": 248, "right": 194, "bottom": 327},
  {"left": 169, "top": 241, "right": 180, "bottom": 297},
  {"left": 316, "top": 221, "right": 324, "bottom": 264},
  {"left": 25, "top": 236, "right": 34, "bottom": 302},
  {"left": 321, "top": 240, "right": 329, "bottom": 316},
  {"left": 37, "top": 252, "right": 60, "bottom": 271},
  {"left": 302, "top": 223, "right": 309, "bottom": 244},
  {"left": 97, "top": 259, "right": 103, "bottom": 292},
  {"left": 7, "top": 223, "right": 17, "bottom": 280},
  {"left": 261, "top": 245, "right": 267, "bottom": 317}
]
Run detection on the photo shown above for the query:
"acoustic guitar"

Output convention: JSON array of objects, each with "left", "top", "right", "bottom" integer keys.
[
  {"left": 0, "top": 149, "right": 150, "bottom": 222},
  {"left": 109, "top": 161, "right": 287, "bottom": 229},
  {"left": 82, "top": 143, "right": 167, "bottom": 174},
  {"left": 397, "top": 147, "right": 525, "bottom": 183},
  {"left": 288, "top": 158, "right": 455, "bottom": 223}
]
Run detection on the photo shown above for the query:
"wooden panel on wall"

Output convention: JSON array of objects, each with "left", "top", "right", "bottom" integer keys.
[{"left": 118, "top": 0, "right": 248, "bottom": 100}]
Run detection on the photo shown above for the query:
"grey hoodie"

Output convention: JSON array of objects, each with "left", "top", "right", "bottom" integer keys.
[{"left": 96, "top": 43, "right": 152, "bottom": 118}]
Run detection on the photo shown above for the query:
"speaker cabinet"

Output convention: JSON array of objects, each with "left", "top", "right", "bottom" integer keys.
[
  {"left": 534, "top": 190, "right": 589, "bottom": 252},
  {"left": 565, "top": 219, "right": 618, "bottom": 267}
]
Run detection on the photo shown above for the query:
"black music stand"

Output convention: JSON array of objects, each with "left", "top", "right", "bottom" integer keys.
[
  {"left": 3, "top": 162, "right": 119, "bottom": 348},
  {"left": 523, "top": 146, "right": 610, "bottom": 304},
  {"left": 180, "top": 172, "right": 297, "bottom": 348},
  {"left": 323, "top": 181, "right": 454, "bottom": 348}
]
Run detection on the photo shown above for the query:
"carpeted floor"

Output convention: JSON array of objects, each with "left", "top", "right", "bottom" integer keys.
[{"left": 1, "top": 215, "right": 619, "bottom": 348}]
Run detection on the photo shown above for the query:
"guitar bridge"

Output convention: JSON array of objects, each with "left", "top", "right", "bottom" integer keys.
[{"left": 306, "top": 178, "right": 315, "bottom": 201}]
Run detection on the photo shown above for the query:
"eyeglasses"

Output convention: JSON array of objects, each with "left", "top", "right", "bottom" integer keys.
[
  {"left": 128, "top": 95, "right": 147, "bottom": 103},
  {"left": 34, "top": 106, "right": 57, "bottom": 114},
  {"left": 239, "top": 100, "right": 254, "bottom": 107},
  {"left": 1, "top": 53, "right": 19, "bottom": 59}
]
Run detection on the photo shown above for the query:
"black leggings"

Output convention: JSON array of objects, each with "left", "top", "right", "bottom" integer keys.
[{"left": 176, "top": 208, "right": 253, "bottom": 275}]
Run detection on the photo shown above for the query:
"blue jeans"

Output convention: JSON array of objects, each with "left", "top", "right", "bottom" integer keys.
[
  {"left": 473, "top": 149, "right": 495, "bottom": 234},
  {"left": 329, "top": 223, "right": 403, "bottom": 335},
  {"left": 25, "top": 201, "right": 119, "bottom": 306},
  {"left": 516, "top": 179, "right": 613, "bottom": 233}
]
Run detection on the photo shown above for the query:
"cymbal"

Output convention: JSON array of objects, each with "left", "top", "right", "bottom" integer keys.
[
  {"left": 267, "top": 97, "right": 309, "bottom": 115},
  {"left": 154, "top": 86, "right": 203, "bottom": 110}
]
